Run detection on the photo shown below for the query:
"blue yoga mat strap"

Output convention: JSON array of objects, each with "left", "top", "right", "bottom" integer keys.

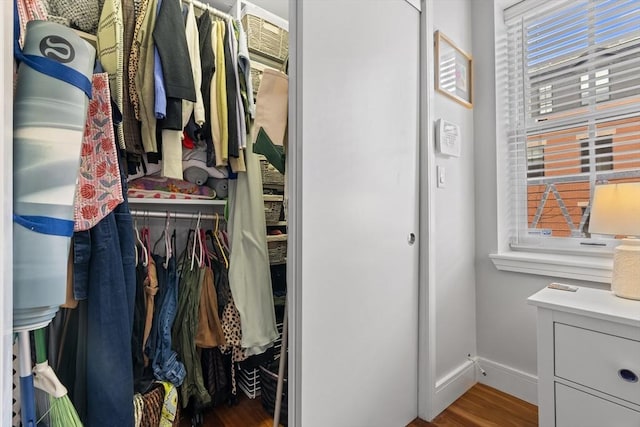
[
  {"left": 13, "top": 0, "right": 92, "bottom": 99},
  {"left": 13, "top": 214, "right": 75, "bottom": 237}
]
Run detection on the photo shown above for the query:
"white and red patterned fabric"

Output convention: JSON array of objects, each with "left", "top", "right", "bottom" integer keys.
[{"left": 73, "top": 73, "right": 124, "bottom": 231}]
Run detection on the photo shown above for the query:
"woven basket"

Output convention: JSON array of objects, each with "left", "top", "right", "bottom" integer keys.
[
  {"left": 267, "top": 234, "right": 287, "bottom": 265},
  {"left": 242, "top": 14, "right": 288, "bottom": 63},
  {"left": 264, "top": 195, "right": 283, "bottom": 223},
  {"left": 250, "top": 60, "right": 277, "bottom": 95},
  {"left": 260, "top": 159, "right": 284, "bottom": 186}
]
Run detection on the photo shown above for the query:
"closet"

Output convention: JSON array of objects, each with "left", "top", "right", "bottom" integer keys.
[
  {"left": 122, "top": 0, "right": 291, "bottom": 425},
  {"left": 11, "top": 0, "right": 290, "bottom": 425}
]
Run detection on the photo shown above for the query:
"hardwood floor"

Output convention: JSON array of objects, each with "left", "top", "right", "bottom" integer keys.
[
  {"left": 408, "top": 383, "right": 538, "bottom": 427},
  {"left": 180, "top": 383, "right": 536, "bottom": 426},
  {"left": 179, "top": 395, "right": 284, "bottom": 427}
]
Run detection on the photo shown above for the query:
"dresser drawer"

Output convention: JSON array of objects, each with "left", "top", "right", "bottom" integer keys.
[
  {"left": 555, "top": 383, "right": 640, "bottom": 427},
  {"left": 555, "top": 323, "right": 640, "bottom": 406}
]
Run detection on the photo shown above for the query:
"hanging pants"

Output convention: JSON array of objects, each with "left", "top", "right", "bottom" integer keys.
[{"left": 73, "top": 172, "right": 136, "bottom": 427}]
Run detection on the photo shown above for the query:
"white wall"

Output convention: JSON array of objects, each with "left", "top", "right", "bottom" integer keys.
[
  {"left": 430, "top": 0, "right": 478, "bottom": 415},
  {"left": 471, "top": 0, "right": 607, "bottom": 405}
]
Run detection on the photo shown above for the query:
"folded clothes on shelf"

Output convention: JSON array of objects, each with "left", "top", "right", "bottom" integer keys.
[{"left": 127, "top": 176, "right": 217, "bottom": 200}]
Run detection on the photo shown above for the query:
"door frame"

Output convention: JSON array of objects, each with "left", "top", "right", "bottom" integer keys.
[{"left": 1, "top": 1, "right": 14, "bottom": 425}]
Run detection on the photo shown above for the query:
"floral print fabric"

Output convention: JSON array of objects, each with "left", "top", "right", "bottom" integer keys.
[
  {"left": 127, "top": 177, "right": 217, "bottom": 200},
  {"left": 73, "top": 73, "right": 124, "bottom": 231}
]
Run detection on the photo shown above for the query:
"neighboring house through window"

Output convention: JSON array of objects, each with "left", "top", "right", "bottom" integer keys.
[{"left": 499, "top": 0, "right": 640, "bottom": 260}]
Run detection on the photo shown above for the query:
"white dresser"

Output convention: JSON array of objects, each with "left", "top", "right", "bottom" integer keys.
[{"left": 528, "top": 286, "right": 640, "bottom": 427}]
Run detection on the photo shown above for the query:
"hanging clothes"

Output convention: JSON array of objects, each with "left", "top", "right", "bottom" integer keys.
[
  {"left": 121, "top": 0, "right": 145, "bottom": 160},
  {"left": 183, "top": 1, "right": 205, "bottom": 127},
  {"left": 154, "top": 0, "right": 197, "bottom": 179},
  {"left": 237, "top": 19, "right": 255, "bottom": 120},
  {"left": 150, "top": 253, "right": 186, "bottom": 387},
  {"left": 197, "top": 13, "right": 215, "bottom": 167},
  {"left": 214, "top": 20, "right": 228, "bottom": 166},
  {"left": 172, "top": 238, "right": 210, "bottom": 409},
  {"left": 96, "top": 0, "right": 126, "bottom": 150},
  {"left": 133, "top": 0, "right": 160, "bottom": 157},
  {"left": 128, "top": 0, "right": 150, "bottom": 121},
  {"left": 227, "top": 146, "right": 279, "bottom": 351},
  {"left": 154, "top": 0, "right": 196, "bottom": 129},
  {"left": 195, "top": 265, "right": 226, "bottom": 348},
  {"left": 223, "top": 19, "right": 239, "bottom": 161},
  {"left": 72, "top": 164, "right": 137, "bottom": 426}
]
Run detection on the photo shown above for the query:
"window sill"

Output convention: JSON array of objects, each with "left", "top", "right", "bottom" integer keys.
[{"left": 489, "top": 251, "right": 612, "bottom": 284}]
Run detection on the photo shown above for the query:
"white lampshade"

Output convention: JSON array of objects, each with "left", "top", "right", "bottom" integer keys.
[
  {"left": 589, "top": 183, "right": 640, "bottom": 300},
  {"left": 589, "top": 183, "right": 640, "bottom": 237}
]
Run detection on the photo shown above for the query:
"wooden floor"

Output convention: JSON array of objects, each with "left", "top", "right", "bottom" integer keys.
[
  {"left": 180, "top": 383, "right": 537, "bottom": 426},
  {"left": 408, "top": 383, "right": 538, "bottom": 427},
  {"left": 179, "top": 395, "right": 283, "bottom": 427}
]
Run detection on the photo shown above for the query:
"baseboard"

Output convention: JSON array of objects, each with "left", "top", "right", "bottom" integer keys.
[
  {"left": 476, "top": 357, "right": 538, "bottom": 405},
  {"left": 433, "top": 360, "right": 476, "bottom": 416}
]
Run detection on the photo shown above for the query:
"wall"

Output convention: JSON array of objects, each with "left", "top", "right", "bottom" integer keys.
[
  {"left": 471, "top": 0, "right": 607, "bottom": 405},
  {"left": 430, "top": 0, "right": 478, "bottom": 416}
]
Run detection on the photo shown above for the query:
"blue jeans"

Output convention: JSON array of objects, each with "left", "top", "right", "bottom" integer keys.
[
  {"left": 150, "top": 254, "right": 186, "bottom": 386},
  {"left": 73, "top": 194, "right": 136, "bottom": 426}
]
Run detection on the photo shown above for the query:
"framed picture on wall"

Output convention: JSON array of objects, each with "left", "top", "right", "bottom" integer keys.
[{"left": 435, "top": 30, "right": 473, "bottom": 108}]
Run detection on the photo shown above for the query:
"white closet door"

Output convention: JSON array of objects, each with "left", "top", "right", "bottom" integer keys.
[{"left": 299, "top": 1, "right": 420, "bottom": 425}]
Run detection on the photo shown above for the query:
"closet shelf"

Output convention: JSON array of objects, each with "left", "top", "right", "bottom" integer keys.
[{"left": 127, "top": 198, "right": 226, "bottom": 207}]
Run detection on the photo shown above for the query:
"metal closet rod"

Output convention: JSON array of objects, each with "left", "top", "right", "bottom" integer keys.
[
  {"left": 130, "top": 209, "right": 224, "bottom": 221},
  {"left": 183, "top": 0, "right": 233, "bottom": 20}
]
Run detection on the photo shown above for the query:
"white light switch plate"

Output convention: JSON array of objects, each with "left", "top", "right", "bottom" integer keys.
[{"left": 437, "top": 165, "right": 445, "bottom": 188}]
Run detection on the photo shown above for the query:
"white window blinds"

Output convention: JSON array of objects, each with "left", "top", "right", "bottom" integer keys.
[{"left": 503, "top": 0, "right": 640, "bottom": 250}]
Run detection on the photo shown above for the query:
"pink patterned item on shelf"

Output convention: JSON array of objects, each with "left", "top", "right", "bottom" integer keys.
[{"left": 127, "top": 176, "right": 217, "bottom": 200}]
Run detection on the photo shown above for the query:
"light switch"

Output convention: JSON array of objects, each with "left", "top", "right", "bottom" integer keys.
[{"left": 437, "top": 165, "right": 446, "bottom": 188}]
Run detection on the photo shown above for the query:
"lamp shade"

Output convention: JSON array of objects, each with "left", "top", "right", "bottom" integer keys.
[{"left": 589, "top": 183, "right": 640, "bottom": 237}]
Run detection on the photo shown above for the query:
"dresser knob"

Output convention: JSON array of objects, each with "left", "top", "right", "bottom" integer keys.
[{"left": 618, "top": 369, "right": 638, "bottom": 383}]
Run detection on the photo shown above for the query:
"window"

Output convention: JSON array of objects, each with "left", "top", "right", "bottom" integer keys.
[
  {"left": 502, "top": 0, "right": 640, "bottom": 255},
  {"left": 580, "top": 137, "right": 612, "bottom": 173},
  {"left": 527, "top": 141, "right": 545, "bottom": 178}
]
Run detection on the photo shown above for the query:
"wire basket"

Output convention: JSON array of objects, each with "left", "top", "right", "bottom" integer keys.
[
  {"left": 264, "top": 195, "right": 283, "bottom": 223},
  {"left": 237, "top": 367, "right": 261, "bottom": 399},
  {"left": 260, "top": 159, "right": 284, "bottom": 186},
  {"left": 242, "top": 13, "right": 288, "bottom": 64},
  {"left": 267, "top": 234, "right": 287, "bottom": 265}
]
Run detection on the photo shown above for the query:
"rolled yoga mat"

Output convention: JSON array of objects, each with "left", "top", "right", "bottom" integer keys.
[{"left": 13, "top": 20, "right": 95, "bottom": 331}]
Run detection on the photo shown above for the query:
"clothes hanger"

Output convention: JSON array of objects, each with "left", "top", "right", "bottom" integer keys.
[
  {"left": 152, "top": 211, "right": 173, "bottom": 268},
  {"left": 134, "top": 217, "right": 148, "bottom": 267},
  {"left": 213, "top": 213, "right": 229, "bottom": 269},
  {"left": 200, "top": 228, "right": 213, "bottom": 269},
  {"left": 134, "top": 218, "right": 140, "bottom": 267},
  {"left": 190, "top": 212, "right": 203, "bottom": 271},
  {"left": 165, "top": 212, "right": 172, "bottom": 262},
  {"left": 141, "top": 211, "right": 152, "bottom": 266}
]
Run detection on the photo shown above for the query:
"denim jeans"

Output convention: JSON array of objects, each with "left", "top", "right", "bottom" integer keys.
[
  {"left": 150, "top": 254, "right": 186, "bottom": 386},
  {"left": 73, "top": 190, "right": 136, "bottom": 426}
]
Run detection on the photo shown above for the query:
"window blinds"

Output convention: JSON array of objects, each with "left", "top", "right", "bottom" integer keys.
[{"left": 503, "top": 0, "right": 640, "bottom": 247}]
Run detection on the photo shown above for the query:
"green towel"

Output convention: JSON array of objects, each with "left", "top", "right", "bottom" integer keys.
[{"left": 252, "top": 127, "right": 285, "bottom": 174}]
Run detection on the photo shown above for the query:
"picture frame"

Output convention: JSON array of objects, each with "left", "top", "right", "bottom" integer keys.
[{"left": 435, "top": 30, "right": 473, "bottom": 108}]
